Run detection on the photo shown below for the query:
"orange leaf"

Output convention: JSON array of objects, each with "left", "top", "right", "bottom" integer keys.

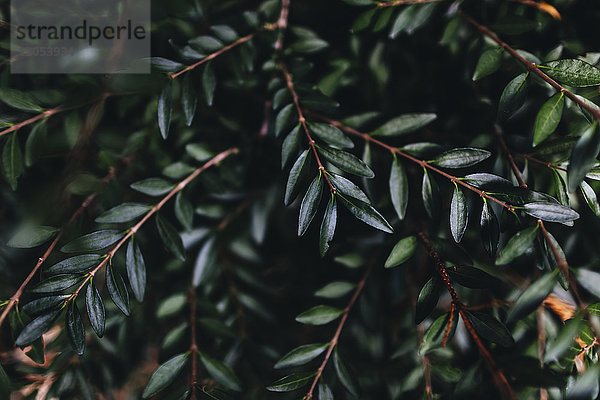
[{"left": 536, "top": 2, "right": 561, "bottom": 20}]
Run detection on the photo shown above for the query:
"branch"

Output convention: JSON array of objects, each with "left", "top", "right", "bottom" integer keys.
[
  {"left": 188, "top": 286, "right": 199, "bottom": 400},
  {"left": 0, "top": 166, "right": 120, "bottom": 328},
  {"left": 65, "top": 148, "right": 239, "bottom": 303},
  {"left": 418, "top": 232, "right": 517, "bottom": 400},
  {"left": 459, "top": 11, "right": 599, "bottom": 122},
  {"left": 520, "top": 154, "right": 568, "bottom": 172},
  {"left": 279, "top": 63, "right": 335, "bottom": 192},
  {"left": 494, "top": 125, "right": 527, "bottom": 188},
  {"left": 0, "top": 107, "right": 62, "bottom": 138},
  {"left": 378, "top": 0, "right": 443, "bottom": 7},
  {"left": 305, "top": 263, "right": 373, "bottom": 399},
  {"left": 310, "top": 112, "right": 514, "bottom": 210},
  {"left": 274, "top": 0, "right": 291, "bottom": 51}
]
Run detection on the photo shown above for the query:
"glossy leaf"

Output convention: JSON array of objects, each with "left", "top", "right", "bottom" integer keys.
[
  {"left": 22, "top": 295, "right": 69, "bottom": 316},
  {"left": 156, "top": 214, "right": 185, "bottom": 261},
  {"left": 266, "top": 371, "right": 316, "bottom": 392},
  {"left": 181, "top": 73, "right": 197, "bottom": 126},
  {"left": 319, "top": 195, "right": 337, "bottom": 257},
  {"left": 522, "top": 202, "right": 579, "bottom": 223},
  {"left": 421, "top": 169, "right": 439, "bottom": 219},
  {"left": 533, "top": 92, "right": 564, "bottom": 146},
  {"left": 389, "top": 158, "right": 408, "bottom": 220},
  {"left": 463, "top": 310, "right": 514, "bottom": 347},
  {"left": 31, "top": 274, "right": 82, "bottom": 293},
  {"left": 371, "top": 113, "right": 436, "bottom": 136},
  {"left": 192, "top": 236, "right": 217, "bottom": 287},
  {"left": 106, "top": 265, "right": 130, "bottom": 316},
  {"left": 430, "top": 147, "right": 491, "bottom": 168},
  {"left": 308, "top": 122, "right": 354, "bottom": 148},
  {"left": 338, "top": 194, "right": 393, "bottom": 233},
  {"left": 86, "top": 282, "right": 105, "bottom": 337},
  {"left": 143, "top": 353, "right": 189, "bottom": 398},
  {"left": 298, "top": 175, "right": 323, "bottom": 236},
  {"left": 175, "top": 193, "right": 194, "bottom": 231},
  {"left": 2, "top": 133, "right": 23, "bottom": 190},
  {"left": 539, "top": 59, "right": 600, "bottom": 87},
  {"left": 130, "top": 178, "right": 175, "bottom": 196},
  {"left": 472, "top": 47, "right": 503, "bottom": 81},
  {"left": 0, "top": 88, "right": 44, "bottom": 112},
  {"left": 450, "top": 184, "right": 468, "bottom": 243},
  {"left": 199, "top": 353, "right": 242, "bottom": 391},
  {"left": 127, "top": 239, "right": 146, "bottom": 302},
  {"left": 274, "top": 343, "right": 329, "bottom": 369},
  {"left": 96, "top": 203, "right": 151, "bottom": 224},
  {"left": 285, "top": 150, "right": 310, "bottom": 206},
  {"left": 281, "top": 125, "right": 301, "bottom": 169},
  {"left": 45, "top": 254, "right": 101, "bottom": 275},
  {"left": 202, "top": 62, "right": 216, "bottom": 106},
  {"left": 498, "top": 72, "right": 529, "bottom": 121},
  {"left": 480, "top": 200, "right": 499, "bottom": 257},
  {"left": 328, "top": 173, "right": 370, "bottom": 203},
  {"left": 315, "top": 281, "right": 355, "bottom": 298},
  {"left": 507, "top": 272, "right": 556, "bottom": 323},
  {"left": 61, "top": 230, "right": 124, "bottom": 253},
  {"left": 420, "top": 311, "right": 458, "bottom": 354},
  {"left": 317, "top": 146, "right": 374, "bottom": 178},
  {"left": 568, "top": 123, "right": 600, "bottom": 193},
  {"left": 333, "top": 349, "right": 359, "bottom": 396},
  {"left": 275, "top": 104, "right": 295, "bottom": 137},
  {"left": 580, "top": 181, "right": 600, "bottom": 217},
  {"left": 15, "top": 310, "right": 59, "bottom": 346},
  {"left": 577, "top": 269, "right": 600, "bottom": 299},
  {"left": 384, "top": 235, "right": 417, "bottom": 268},
  {"left": 496, "top": 225, "right": 539, "bottom": 264},
  {"left": 66, "top": 302, "right": 85, "bottom": 356},
  {"left": 158, "top": 83, "right": 172, "bottom": 139},
  {"left": 415, "top": 277, "right": 441, "bottom": 324},
  {"left": 7, "top": 225, "right": 59, "bottom": 248},
  {"left": 296, "top": 305, "right": 343, "bottom": 325}
]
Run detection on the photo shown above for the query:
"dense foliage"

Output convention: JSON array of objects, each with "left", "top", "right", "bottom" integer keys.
[{"left": 1, "top": 0, "right": 600, "bottom": 398}]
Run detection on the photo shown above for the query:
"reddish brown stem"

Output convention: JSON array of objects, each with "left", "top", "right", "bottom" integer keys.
[
  {"left": 65, "top": 148, "right": 239, "bottom": 304},
  {"left": 378, "top": 0, "right": 443, "bottom": 7},
  {"left": 305, "top": 264, "right": 373, "bottom": 399},
  {"left": 460, "top": 11, "right": 600, "bottom": 122},
  {"left": 442, "top": 302, "right": 455, "bottom": 347},
  {"left": 0, "top": 167, "right": 118, "bottom": 328},
  {"left": 521, "top": 154, "right": 568, "bottom": 172},
  {"left": 419, "top": 232, "right": 516, "bottom": 400},
  {"left": 274, "top": 0, "right": 290, "bottom": 51},
  {"left": 188, "top": 286, "right": 198, "bottom": 400},
  {"left": 494, "top": 126, "right": 527, "bottom": 188},
  {"left": 311, "top": 112, "right": 514, "bottom": 210},
  {"left": 0, "top": 107, "right": 62, "bottom": 138},
  {"left": 279, "top": 63, "right": 335, "bottom": 192}
]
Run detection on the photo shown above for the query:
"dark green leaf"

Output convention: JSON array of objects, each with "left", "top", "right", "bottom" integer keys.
[
  {"left": 317, "top": 146, "right": 374, "bottom": 178},
  {"left": 281, "top": 125, "right": 301, "bottom": 169},
  {"left": 0, "top": 88, "right": 44, "bottom": 112},
  {"left": 318, "top": 384, "right": 334, "bottom": 400},
  {"left": 31, "top": 274, "right": 82, "bottom": 294},
  {"left": 85, "top": 282, "right": 105, "bottom": 337},
  {"left": 352, "top": 8, "right": 377, "bottom": 32},
  {"left": 95, "top": 203, "right": 151, "bottom": 224},
  {"left": 266, "top": 371, "right": 316, "bottom": 392},
  {"left": 522, "top": 202, "right": 579, "bottom": 223},
  {"left": 539, "top": 59, "right": 600, "bottom": 87},
  {"left": 581, "top": 181, "right": 600, "bottom": 216},
  {"left": 422, "top": 169, "right": 439, "bottom": 219},
  {"left": 25, "top": 120, "right": 47, "bottom": 167},
  {"left": 156, "top": 214, "right": 185, "bottom": 261},
  {"left": 371, "top": 113, "right": 436, "bottom": 136},
  {"left": 106, "top": 265, "right": 130, "bottom": 316},
  {"left": 314, "top": 281, "right": 355, "bottom": 298},
  {"left": 7, "top": 225, "right": 59, "bottom": 248},
  {"left": 22, "top": 295, "right": 69, "bottom": 316},
  {"left": 554, "top": 170, "right": 569, "bottom": 206},
  {"left": 415, "top": 277, "right": 441, "bottom": 324},
  {"left": 389, "top": 158, "right": 409, "bottom": 220},
  {"left": 447, "top": 265, "right": 497, "bottom": 289},
  {"left": 577, "top": 269, "right": 600, "bottom": 299},
  {"left": 158, "top": 83, "right": 172, "bottom": 139},
  {"left": 202, "top": 62, "right": 216, "bottom": 106},
  {"left": 333, "top": 349, "right": 359, "bottom": 396},
  {"left": 192, "top": 236, "right": 217, "bottom": 287},
  {"left": 199, "top": 353, "right": 242, "bottom": 391},
  {"left": 289, "top": 38, "right": 329, "bottom": 53},
  {"left": 2, "top": 133, "right": 24, "bottom": 190},
  {"left": 190, "top": 35, "right": 223, "bottom": 52},
  {"left": 450, "top": 184, "right": 468, "bottom": 243},
  {"left": 285, "top": 150, "right": 311, "bottom": 205},
  {"left": 498, "top": 72, "right": 529, "bottom": 121},
  {"left": 127, "top": 239, "right": 146, "bottom": 302},
  {"left": 338, "top": 194, "right": 393, "bottom": 233},
  {"left": 319, "top": 195, "right": 337, "bottom": 257},
  {"left": 66, "top": 302, "right": 85, "bottom": 356},
  {"left": 15, "top": 310, "right": 59, "bottom": 346},
  {"left": 463, "top": 173, "right": 513, "bottom": 191},
  {"left": 385, "top": 235, "right": 417, "bottom": 268},
  {"left": 464, "top": 310, "right": 514, "bottom": 347},
  {"left": 421, "top": 311, "right": 458, "bottom": 354},
  {"left": 275, "top": 104, "right": 295, "bottom": 137},
  {"left": 389, "top": 3, "right": 436, "bottom": 37},
  {"left": 472, "top": 47, "right": 503, "bottom": 81},
  {"left": 568, "top": 123, "right": 600, "bottom": 193},
  {"left": 45, "top": 254, "right": 101, "bottom": 275},
  {"left": 142, "top": 353, "right": 189, "bottom": 399},
  {"left": 533, "top": 93, "right": 565, "bottom": 147},
  {"left": 507, "top": 272, "right": 556, "bottom": 323},
  {"left": 430, "top": 147, "right": 491, "bottom": 168},
  {"left": 480, "top": 200, "right": 500, "bottom": 257},
  {"left": 274, "top": 343, "right": 329, "bottom": 369},
  {"left": 328, "top": 173, "right": 369, "bottom": 203},
  {"left": 496, "top": 225, "right": 539, "bottom": 264},
  {"left": 131, "top": 178, "right": 175, "bottom": 196},
  {"left": 296, "top": 305, "right": 343, "bottom": 325},
  {"left": 175, "top": 193, "right": 194, "bottom": 231},
  {"left": 298, "top": 175, "right": 323, "bottom": 236},
  {"left": 565, "top": 366, "right": 599, "bottom": 399},
  {"left": 61, "top": 230, "right": 124, "bottom": 253},
  {"left": 181, "top": 73, "right": 197, "bottom": 126},
  {"left": 308, "top": 122, "right": 354, "bottom": 148}
]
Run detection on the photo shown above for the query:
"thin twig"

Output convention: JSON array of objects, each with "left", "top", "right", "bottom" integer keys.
[
  {"left": 378, "top": 0, "right": 443, "bottom": 7},
  {"left": 188, "top": 286, "right": 199, "bottom": 400},
  {"left": 419, "top": 232, "right": 517, "bottom": 400},
  {"left": 310, "top": 112, "right": 514, "bottom": 210},
  {"left": 459, "top": 11, "right": 599, "bottom": 122},
  {"left": 274, "top": 0, "right": 290, "bottom": 51},
  {"left": 0, "top": 167, "right": 119, "bottom": 328},
  {"left": 65, "top": 148, "right": 239, "bottom": 304},
  {"left": 521, "top": 154, "right": 568, "bottom": 172},
  {"left": 279, "top": 63, "right": 335, "bottom": 192},
  {"left": 305, "top": 263, "right": 373, "bottom": 399},
  {"left": 494, "top": 125, "right": 527, "bottom": 188},
  {"left": 0, "top": 107, "right": 62, "bottom": 138}
]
